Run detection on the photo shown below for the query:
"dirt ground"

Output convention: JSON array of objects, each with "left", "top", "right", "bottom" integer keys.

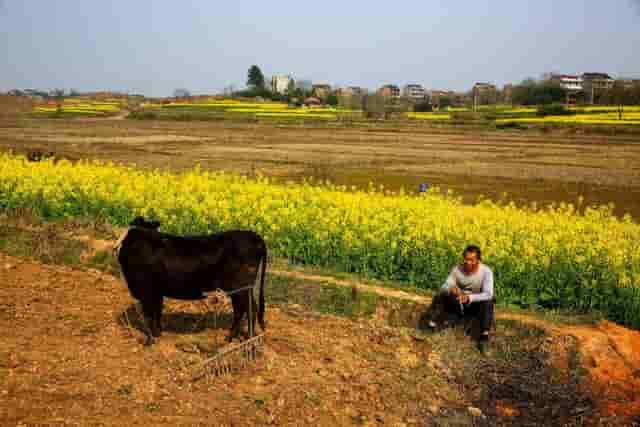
[
  {"left": 1, "top": 243, "right": 640, "bottom": 426},
  {"left": 1, "top": 117, "right": 640, "bottom": 218}
]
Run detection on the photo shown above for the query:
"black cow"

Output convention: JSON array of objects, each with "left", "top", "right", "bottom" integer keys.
[{"left": 115, "top": 217, "right": 267, "bottom": 345}]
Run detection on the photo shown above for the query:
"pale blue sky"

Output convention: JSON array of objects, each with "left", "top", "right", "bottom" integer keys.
[{"left": 1, "top": 1, "right": 639, "bottom": 97}]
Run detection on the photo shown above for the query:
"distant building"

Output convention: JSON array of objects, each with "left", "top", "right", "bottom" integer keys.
[
  {"left": 377, "top": 84, "right": 400, "bottom": 98},
  {"left": 271, "top": 75, "right": 293, "bottom": 95},
  {"left": 582, "top": 73, "right": 614, "bottom": 104},
  {"left": 402, "top": 84, "right": 426, "bottom": 101},
  {"left": 549, "top": 74, "right": 583, "bottom": 91},
  {"left": 472, "top": 82, "right": 497, "bottom": 106},
  {"left": 312, "top": 84, "right": 332, "bottom": 99},
  {"left": 336, "top": 87, "right": 365, "bottom": 109},
  {"left": 618, "top": 78, "right": 640, "bottom": 91},
  {"left": 303, "top": 96, "right": 322, "bottom": 106},
  {"left": 548, "top": 74, "right": 583, "bottom": 105},
  {"left": 337, "top": 86, "right": 366, "bottom": 97}
]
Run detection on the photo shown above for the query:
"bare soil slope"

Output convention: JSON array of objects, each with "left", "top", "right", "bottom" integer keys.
[{"left": 2, "top": 249, "right": 640, "bottom": 426}]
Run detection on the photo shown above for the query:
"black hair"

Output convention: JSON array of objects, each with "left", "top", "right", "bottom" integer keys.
[{"left": 463, "top": 244, "right": 482, "bottom": 260}]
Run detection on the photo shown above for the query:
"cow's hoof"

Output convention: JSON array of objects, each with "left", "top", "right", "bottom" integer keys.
[
  {"left": 143, "top": 336, "right": 155, "bottom": 346},
  {"left": 152, "top": 329, "right": 162, "bottom": 338}
]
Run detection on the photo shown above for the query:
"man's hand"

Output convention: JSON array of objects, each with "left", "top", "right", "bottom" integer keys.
[
  {"left": 457, "top": 294, "right": 470, "bottom": 305},
  {"left": 449, "top": 286, "right": 461, "bottom": 297}
]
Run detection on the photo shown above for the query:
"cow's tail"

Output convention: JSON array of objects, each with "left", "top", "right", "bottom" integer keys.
[{"left": 258, "top": 244, "right": 267, "bottom": 331}]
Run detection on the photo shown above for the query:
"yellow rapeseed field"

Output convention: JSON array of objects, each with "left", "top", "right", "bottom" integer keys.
[{"left": 1, "top": 153, "right": 638, "bottom": 326}]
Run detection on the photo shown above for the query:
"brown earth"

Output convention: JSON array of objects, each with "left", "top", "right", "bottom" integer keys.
[
  {"left": 2, "top": 245, "right": 640, "bottom": 426},
  {"left": 1, "top": 117, "right": 640, "bottom": 218},
  {"left": 275, "top": 269, "right": 640, "bottom": 422},
  {"left": 1, "top": 251, "right": 450, "bottom": 427}
]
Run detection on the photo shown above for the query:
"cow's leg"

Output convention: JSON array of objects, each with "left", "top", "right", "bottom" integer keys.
[
  {"left": 140, "top": 299, "right": 157, "bottom": 346},
  {"left": 227, "top": 294, "right": 246, "bottom": 342},
  {"left": 151, "top": 296, "right": 164, "bottom": 338}
]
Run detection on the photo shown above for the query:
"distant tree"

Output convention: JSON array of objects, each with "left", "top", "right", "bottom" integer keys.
[
  {"left": 633, "top": 82, "right": 640, "bottom": 106},
  {"left": 173, "top": 88, "right": 191, "bottom": 98},
  {"left": 439, "top": 96, "right": 451, "bottom": 109},
  {"left": 337, "top": 92, "right": 363, "bottom": 110},
  {"left": 362, "top": 93, "right": 386, "bottom": 119},
  {"left": 326, "top": 93, "right": 338, "bottom": 106},
  {"left": 413, "top": 100, "right": 433, "bottom": 112},
  {"left": 247, "top": 65, "right": 265, "bottom": 90},
  {"left": 610, "top": 81, "right": 633, "bottom": 120},
  {"left": 50, "top": 88, "right": 65, "bottom": 98},
  {"left": 536, "top": 103, "right": 571, "bottom": 117},
  {"left": 286, "top": 78, "right": 296, "bottom": 95},
  {"left": 512, "top": 79, "right": 566, "bottom": 106}
]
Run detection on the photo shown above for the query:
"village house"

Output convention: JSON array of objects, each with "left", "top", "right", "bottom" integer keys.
[
  {"left": 582, "top": 72, "right": 614, "bottom": 104},
  {"left": 377, "top": 84, "right": 400, "bottom": 98},
  {"left": 549, "top": 74, "right": 584, "bottom": 105},
  {"left": 271, "top": 75, "right": 293, "bottom": 95},
  {"left": 312, "top": 84, "right": 332, "bottom": 99},
  {"left": 472, "top": 82, "right": 497, "bottom": 106},
  {"left": 402, "top": 84, "right": 426, "bottom": 101}
]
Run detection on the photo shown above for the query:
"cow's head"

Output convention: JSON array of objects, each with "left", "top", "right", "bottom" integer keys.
[{"left": 130, "top": 216, "right": 161, "bottom": 230}]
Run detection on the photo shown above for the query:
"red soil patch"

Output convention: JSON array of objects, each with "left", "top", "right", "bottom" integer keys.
[{"left": 566, "top": 322, "right": 640, "bottom": 417}]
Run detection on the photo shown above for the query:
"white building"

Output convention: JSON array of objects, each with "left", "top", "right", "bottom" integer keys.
[
  {"left": 271, "top": 75, "right": 293, "bottom": 94},
  {"left": 550, "top": 74, "right": 583, "bottom": 91},
  {"left": 403, "top": 84, "right": 426, "bottom": 100}
]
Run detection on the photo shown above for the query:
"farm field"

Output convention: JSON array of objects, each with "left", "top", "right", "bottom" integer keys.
[
  {"left": 32, "top": 98, "right": 126, "bottom": 118},
  {"left": 408, "top": 105, "right": 640, "bottom": 126},
  {"left": 131, "top": 99, "right": 359, "bottom": 121},
  {"left": 29, "top": 97, "right": 640, "bottom": 127},
  {"left": 1, "top": 117, "right": 640, "bottom": 219}
]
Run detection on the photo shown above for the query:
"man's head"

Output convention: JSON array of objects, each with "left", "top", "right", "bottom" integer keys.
[{"left": 462, "top": 245, "right": 482, "bottom": 273}]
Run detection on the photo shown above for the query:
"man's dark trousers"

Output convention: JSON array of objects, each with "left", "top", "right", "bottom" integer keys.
[{"left": 429, "top": 292, "right": 494, "bottom": 333}]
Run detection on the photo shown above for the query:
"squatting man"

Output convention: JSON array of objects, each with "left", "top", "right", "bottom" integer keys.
[{"left": 427, "top": 245, "right": 494, "bottom": 354}]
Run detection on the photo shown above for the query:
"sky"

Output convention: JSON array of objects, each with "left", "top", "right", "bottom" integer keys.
[{"left": 1, "top": 0, "right": 639, "bottom": 97}]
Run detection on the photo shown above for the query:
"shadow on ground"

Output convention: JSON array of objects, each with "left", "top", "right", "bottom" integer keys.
[{"left": 117, "top": 303, "right": 234, "bottom": 335}]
